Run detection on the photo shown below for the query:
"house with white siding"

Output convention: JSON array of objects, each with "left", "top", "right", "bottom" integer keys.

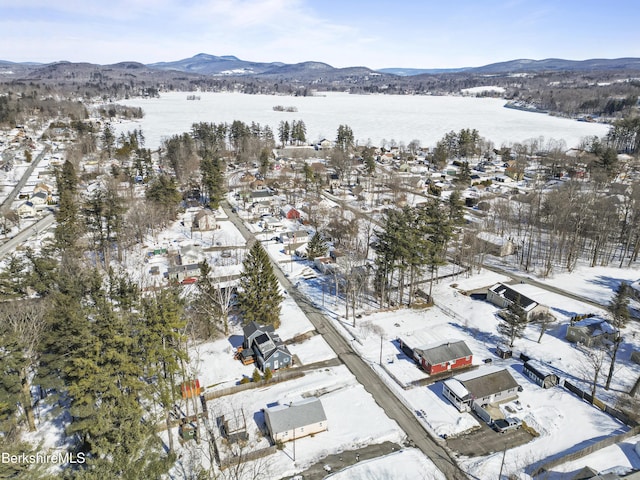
[
  {"left": 264, "top": 397, "right": 327, "bottom": 443},
  {"left": 443, "top": 367, "right": 521, "bottom": 412}
]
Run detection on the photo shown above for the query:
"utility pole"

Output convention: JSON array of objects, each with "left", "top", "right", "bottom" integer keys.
[{"left": 498, "top": 443, "right": 507, "bottom": 479}]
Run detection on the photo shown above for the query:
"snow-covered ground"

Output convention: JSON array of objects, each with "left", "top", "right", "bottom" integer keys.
[
  {"left": 275, "top": 252, "right": 640, "bottom": 479},
  {"left": 325, "top": 448, "right": 446, "bottom": 480},
  {"left": 172, "top": 365, "right": 407, "bottom": 479},
  {"left": 109, "top": 195, "right": 640, "bottom": 479}
]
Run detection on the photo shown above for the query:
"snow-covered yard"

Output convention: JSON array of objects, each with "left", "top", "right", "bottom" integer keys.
[{"left": 278, "top": 260, "right": 640, "bottom": 479}]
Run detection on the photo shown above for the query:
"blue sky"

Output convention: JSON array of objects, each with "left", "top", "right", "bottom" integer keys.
[{"left": 1, "top": 0, "right": 638, "bottom": 68}]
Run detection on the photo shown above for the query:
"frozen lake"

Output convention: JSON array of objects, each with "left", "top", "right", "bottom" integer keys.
[{"left": 113, "top": 91, "right": 609, "bottom": 150}]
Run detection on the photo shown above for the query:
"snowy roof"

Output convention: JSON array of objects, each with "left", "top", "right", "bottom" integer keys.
[
  {"left": 524, "top": 360, "right": 558, "bottom": 380},
  {"left": 477, "top": 231, "right": 512, "bottom": 246},
  {"left": 398, "top": 332, "right": 436, "bottom": 352},
  {"left": 572, "top": 317, "right": 616, "bottom": 336},
  {"left": 454, "top": 367, "right": 520, "bottom": 399},
  {"left": 489, "top": 283, "right": 538, "bottom": 311},
  {"left": 443, "top": 379, "right": 470, "bottom": 400},
  {"left": 415, "top": 340, "right": 472, "bottom": 365},
  {"left": 265, "top": 397, "right": 327, "bottom": 434}
]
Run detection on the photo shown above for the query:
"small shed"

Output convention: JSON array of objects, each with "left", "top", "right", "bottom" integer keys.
[
  {"left": 496, "top": 344, "right": 512, "bottom": 359},
  {"left": 219, "top": 411, "right": 249, "bottom": 444},
  {"left": 522, "top": 360, "right": 560, "bottom": 389}
]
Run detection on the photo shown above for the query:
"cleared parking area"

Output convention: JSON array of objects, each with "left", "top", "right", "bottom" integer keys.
[{"left": 446, "top": 419, "right": 534, "bottom": 457}]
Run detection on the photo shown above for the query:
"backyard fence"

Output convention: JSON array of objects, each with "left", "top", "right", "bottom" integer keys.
[{"left": 530, "top": 425, "right": 640, "bottom": 477}]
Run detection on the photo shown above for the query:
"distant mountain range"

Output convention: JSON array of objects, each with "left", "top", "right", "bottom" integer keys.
[
  {"left": 147, "top": 53, "right": 380, "bottom": 80},
  {"left": 2, "top": 54, "right": 640, "bottom": 81},
  {"left": 144, "top": 54, "right": 640, "bottom": 77}
]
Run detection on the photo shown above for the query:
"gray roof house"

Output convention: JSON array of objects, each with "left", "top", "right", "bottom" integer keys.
[
  {"left": 264, "top": 397, "right": 327, "bottom": 443},
  {"left": 193, "top": 209, "right": 217, "bottom": 231},
  {"left": 242, "top": 321, "right": 292, "bottom": 372},
  {"left": 566, "top": 317, "right": 617, "bottom": 347},
  {"left": 443, "top": 367, "right": 521, "bottom": 412},
  {"left": 166, "top": 263, "right": 201, "bottom": 283}
]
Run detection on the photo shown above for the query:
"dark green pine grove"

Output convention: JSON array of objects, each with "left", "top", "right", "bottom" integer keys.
[
  {"left": 33, "top": 262, "right": 183, "bottom": 479},
  {"left": 0, "top": 157, "right": 188, "bottom": 479},
  {"left": 236, "top": 242, "right": 283, "bottom": 327},
  {"left": 373, "top": 198, "right": 458, "bottom": 307}
]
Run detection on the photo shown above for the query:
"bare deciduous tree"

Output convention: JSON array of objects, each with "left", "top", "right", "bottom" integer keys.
[{"left": 0, "top": 299, "right": 47, "bottom": 431}]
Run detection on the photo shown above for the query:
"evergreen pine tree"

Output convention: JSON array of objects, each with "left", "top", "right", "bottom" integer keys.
[
  {"left": 605, "top": 282, "right": 630, "bottom": 389},
  {"left": 306, "top": 232, "right": 328, "bottom": 260},
  {"left": 237, "top": 242, "right": 282, "bottom": 327},
  {"left": 201, "top": 156, "right": 225, "bottom": 208},
  {"left": 54, "top": 160, "right": 81, "bottom": 251}
]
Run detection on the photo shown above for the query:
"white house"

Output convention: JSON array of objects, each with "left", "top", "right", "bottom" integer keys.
[
  {"left": 30, "top": 191, "right": 49, "bottom": 206},
  {"left": 486, "top": 283, "right": 550, "bottom": 321},
  {"left": 443, "top": 367, "right": 521, "bottom": 412},
  {"left": 192, "top": 209, "right": 217, "bottom": 231},
  {"left": 17, "top": 201, "right": 36, "bottom": 217},
  {"left": 264, "top": 397, "right": 327, "bottom": 443},
  {"left": 280, "top": 230, "right": 310, "bottom": 245}
]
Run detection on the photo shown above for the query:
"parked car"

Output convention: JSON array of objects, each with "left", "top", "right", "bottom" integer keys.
[{"left": 491, "top": 417, "right": 522, "bottom": 433}]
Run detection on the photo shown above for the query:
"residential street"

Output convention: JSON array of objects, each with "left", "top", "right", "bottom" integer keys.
[
  {"left": 222, "top": 202, "right": 470, "bottom": 480},
  {"left": 0, "top": 211, "right": 55, "bottom": 259},
  {"left": 0, "top": 144, "right": 50, "bottom": 214}
]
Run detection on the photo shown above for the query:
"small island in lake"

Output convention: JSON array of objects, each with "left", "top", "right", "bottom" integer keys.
[{"left": 273, "top": 105, "right": 298, "bottom": 112}]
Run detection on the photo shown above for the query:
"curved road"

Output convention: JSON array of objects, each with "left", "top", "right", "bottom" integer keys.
[{"left": 222, "top": 202, "right": 469, "bottom": 480}]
